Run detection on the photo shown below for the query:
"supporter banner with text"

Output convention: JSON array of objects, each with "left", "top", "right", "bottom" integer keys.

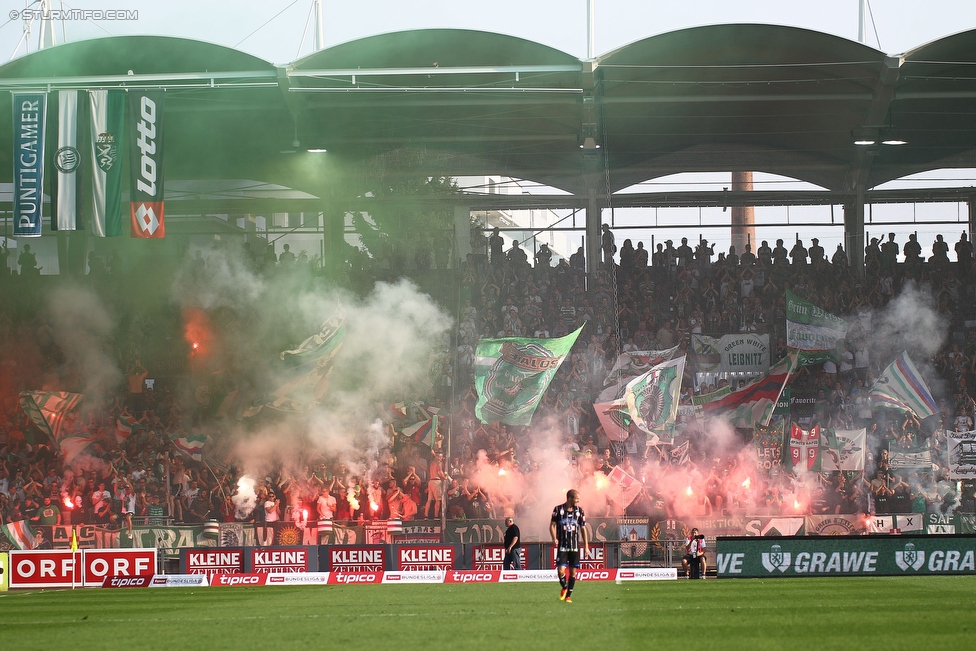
[
  {"left": 12, "top": 92, "right": 46, "bottom": 237},
  {"left": 692, "top": 334, "right": 770, "bottom": 373},
  {"left": 716, "top": 535, "right": 976, "bottom": 577},
  {"left": 948, "top": 433, "right": 976, "bottom": 479},
  {"left": 786, "top": 290, "right": 848, "bottom": 364}
]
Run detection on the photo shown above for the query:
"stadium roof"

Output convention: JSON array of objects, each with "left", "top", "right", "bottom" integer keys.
[{"left": 3, "top": 25, "right": 976, "bottom": 206}]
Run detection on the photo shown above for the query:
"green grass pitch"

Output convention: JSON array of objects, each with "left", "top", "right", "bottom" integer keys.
[{"left": 4, "top": 577, "right": 975, "bottom": 650}]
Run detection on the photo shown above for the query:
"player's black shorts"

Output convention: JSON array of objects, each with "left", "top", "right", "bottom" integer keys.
[
  {"left": 556, "top": 551, "right": 581, "bottom": 568},
  {"left": 683, "top": 553, "right": 706, "bottom": 563}
]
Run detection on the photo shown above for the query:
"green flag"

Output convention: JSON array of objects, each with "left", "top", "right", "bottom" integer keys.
[
  {"left": 474, "top": 326, "right": 583, "bottom": 426},
  {"left": 89, "top": 90, "right": 125, "bottom": 237},
  {"left": 785, "top": 290, "right": 847, "bottom": 365},
  {"left": 624, "top": 356, "right": 685, "bottom": 435}
]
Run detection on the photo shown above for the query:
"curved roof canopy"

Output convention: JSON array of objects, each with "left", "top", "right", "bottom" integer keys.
[{"left": 2, "top": 26, "right": 976, "bottom": 201}]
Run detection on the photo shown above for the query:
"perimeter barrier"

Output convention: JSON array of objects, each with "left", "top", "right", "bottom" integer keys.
[{"left": 715, "top": 534, "right": 976, "bottom": 578}]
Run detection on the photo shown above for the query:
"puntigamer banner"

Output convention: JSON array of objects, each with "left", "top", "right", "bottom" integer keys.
[{"left": 715, "top": 535, "right": 976, "bottom": 577}]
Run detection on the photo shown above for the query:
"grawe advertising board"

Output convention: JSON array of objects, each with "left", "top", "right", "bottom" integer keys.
[
  {"left": 9, "top": 549, "right": 156, "bottom": 588},
  {"left": 471, "top": 545, "right": 527, "bottom": 570},
  {"left": 249, "top": 547, "right": 310, "bottom": 573},
  {"left": 396, "top": 545, "right": 457, "bottom": 571},
  {"left": 547, "top": 544, "right": 607, "bottom": 569},
  {"left": 327, "top": 546, "right": 386, "bottom": 572},
  {"left": 716, "top": 535, "right": 976, "bottom": 578},
  {"left": 183, "top": 548, "right": 244, "bottom": 577}
]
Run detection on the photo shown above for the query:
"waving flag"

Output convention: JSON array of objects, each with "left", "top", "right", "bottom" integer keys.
[
  {"left": 19, "top": 391, "right": 94, "bottom": 463},
  {"left": 245, "top": 306, "right": 346, "bottom": 416},
  {"left": 115, "top": 413, "right": 142, "bottom": 443},
  {"left": 402, "top": 414, "right": 437, "bottom": 448},
  {"left": 821, "top": 428, "right": 866, "bottom": 472},
  {"left": 595, "top": 398, "right": 632, "bottom": 442},
  {"left": 601, "top": 345, "right": 679, "bottom": 400},
  {"left": 603, "top": 466, "right": 643, "bottom": 508},
  {"left": 2, "top": 520, "right": 37, "bottom": 550},
  {"left": 474, "top": 326, "right": 582, "bottom": 426},
  {"left": 625, "top": 357, "right": 685, "bottom": 435},
  {"left": 870, "top": 352, "right": 938, "bottom": 419},
  {"left": 692, "top": 353, "right": 797, "bottom": 428},
  {"left": 786, "top": 290, "right": 848, "bottom": 365},
  {"left": 173, "top": 433, "right": 207, "bottom": 461},
  {"left": 787, "top": 424, "right": 821, "bottom": 472}
]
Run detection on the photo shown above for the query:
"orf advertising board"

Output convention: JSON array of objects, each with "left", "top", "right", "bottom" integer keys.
[
  {"left": 82, "top": 549, "right": 156, "bottom": 587},
  {"left": 472, "top": 545, "right": 527, "bottom": 570},
  {"left": 716, "top": 535, "right": 976, "bottom": 578},
  {"left": 249, "top": 548, "right": 309, "bottom": 573},
  {"left": 183, "top": 548, "right": 244, "bottom": 578},
  {"left": 10, "top": 549, "right": 157, "bottom": 588},
  {"left": 397, "top": 545, "right": 457, "bottom": 571},
  {"left": 327, "top": 546, "right": 386, "bottom": 573},
  {"left": 9, "top": 550, "right": 79, "bottom": 588},
  {"left": 547, "top": 544, "right": 607, "bottom": 569}
]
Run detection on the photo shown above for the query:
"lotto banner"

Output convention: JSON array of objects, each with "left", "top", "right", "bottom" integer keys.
[
  {"left": 128, "top": 90, "right": 165, "bottom": 238},
  {"left": 716, "top": 535, "right": 976, "bottom": 577},
  {"left": 12, "top": 92, "right": 46, "bottom": 237},
  {"left": 0, "top": 551, "right": 7, "bottom": 591}
]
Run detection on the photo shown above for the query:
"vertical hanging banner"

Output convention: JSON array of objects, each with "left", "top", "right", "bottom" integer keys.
[
  {"left": 54, "top": 90, "right": 82, "bottom": 231},
  {"left": 89, "top": 90, "right": 125, "bottom": 237},
  {"left": 12, "top": 92, "right": 47, "bottom": 237},
  {"left": 128, "top": 91, "right": 164, "bottom": 238}
]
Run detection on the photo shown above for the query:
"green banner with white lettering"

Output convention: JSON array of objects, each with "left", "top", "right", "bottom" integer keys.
[{"left": 716, "top": 535, "right": 976, "bottom": 577}]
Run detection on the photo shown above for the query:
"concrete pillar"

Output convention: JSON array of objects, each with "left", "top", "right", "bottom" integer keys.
[
  {"left": 968, "top": 195, "right": 976, "bottom": 245},
  {"left": 844, "top": 186, "right": 866, "bottom": 275},
  {"left": 585, "top": 192, "right": 601, "bottom": 283},
  {"left": 730, "top": 171, "right": 755, "bottom": 255},
  {"left": 454, "top": 205, "right": 471, "bottom": 267},
  {"left": 322, "top": 206, "right": 345, "bottom": 274}
]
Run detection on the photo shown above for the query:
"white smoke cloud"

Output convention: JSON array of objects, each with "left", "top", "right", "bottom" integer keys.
[
  {"left": 45, "top": 284, "right": 122, "bottom": 406},
  {"left": 232, "top": 476, "right": 258, "bottom": 519}
]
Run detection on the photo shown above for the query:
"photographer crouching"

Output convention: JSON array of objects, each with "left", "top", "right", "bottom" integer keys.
[{"left": 681, "top": 528, "right": 707, "bottom": 579}]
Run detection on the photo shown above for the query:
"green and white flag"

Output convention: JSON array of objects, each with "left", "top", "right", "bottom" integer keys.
[
  {"left": 785, "top": 290, "right": 848, "bottom": 365},
  {"left": 821, "top": 428, "right": 866, "bottom": 472},
  {"left": 89, "top": 90, "right": 125, "bottom": 237},
  {"left": 474, "top": 326, "right": 582, "bottom": 426},
  {"left": 624, "top": 356, "right": 685, "bottom": 435}
]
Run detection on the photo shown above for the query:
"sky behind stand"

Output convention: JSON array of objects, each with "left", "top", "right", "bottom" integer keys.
[{"left": 3, "top": 1, "right": 976, "bottom": 260}]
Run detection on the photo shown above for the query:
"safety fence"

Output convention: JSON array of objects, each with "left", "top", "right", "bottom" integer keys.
[{"left": 0, "top": 548, "right": 676, "bottom": 590}]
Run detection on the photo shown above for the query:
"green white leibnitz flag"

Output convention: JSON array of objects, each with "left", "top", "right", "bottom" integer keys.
[
  {"left": 89, "top": 90, "right": 125, "bottom": 237},
  {"left": 624, "top": 356, "right": 685, "bottom": 435},
  {"left": 785, "top": 290, "right": 848, "bottom": 365},
  {"left": 474, "top": 326, "right": 583, "bottom": 426}
]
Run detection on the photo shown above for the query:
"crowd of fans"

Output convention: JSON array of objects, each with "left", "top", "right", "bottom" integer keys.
[{"left": 1, "top": 227, "right": 975, "bottom": 536}]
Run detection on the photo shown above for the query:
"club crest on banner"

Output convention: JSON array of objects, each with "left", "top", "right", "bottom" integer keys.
[
  {"left": 894, "top": 542, "right": 925, "bottom": 571},
  {"left": 96, "top": 132, "right": 118, "bottom": 171},
  {"left": 55, "top": 146, "right": 81, "bottom": 173},
  {"left": 761, "top": 544, "right": 791, "bottom": 572}
]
